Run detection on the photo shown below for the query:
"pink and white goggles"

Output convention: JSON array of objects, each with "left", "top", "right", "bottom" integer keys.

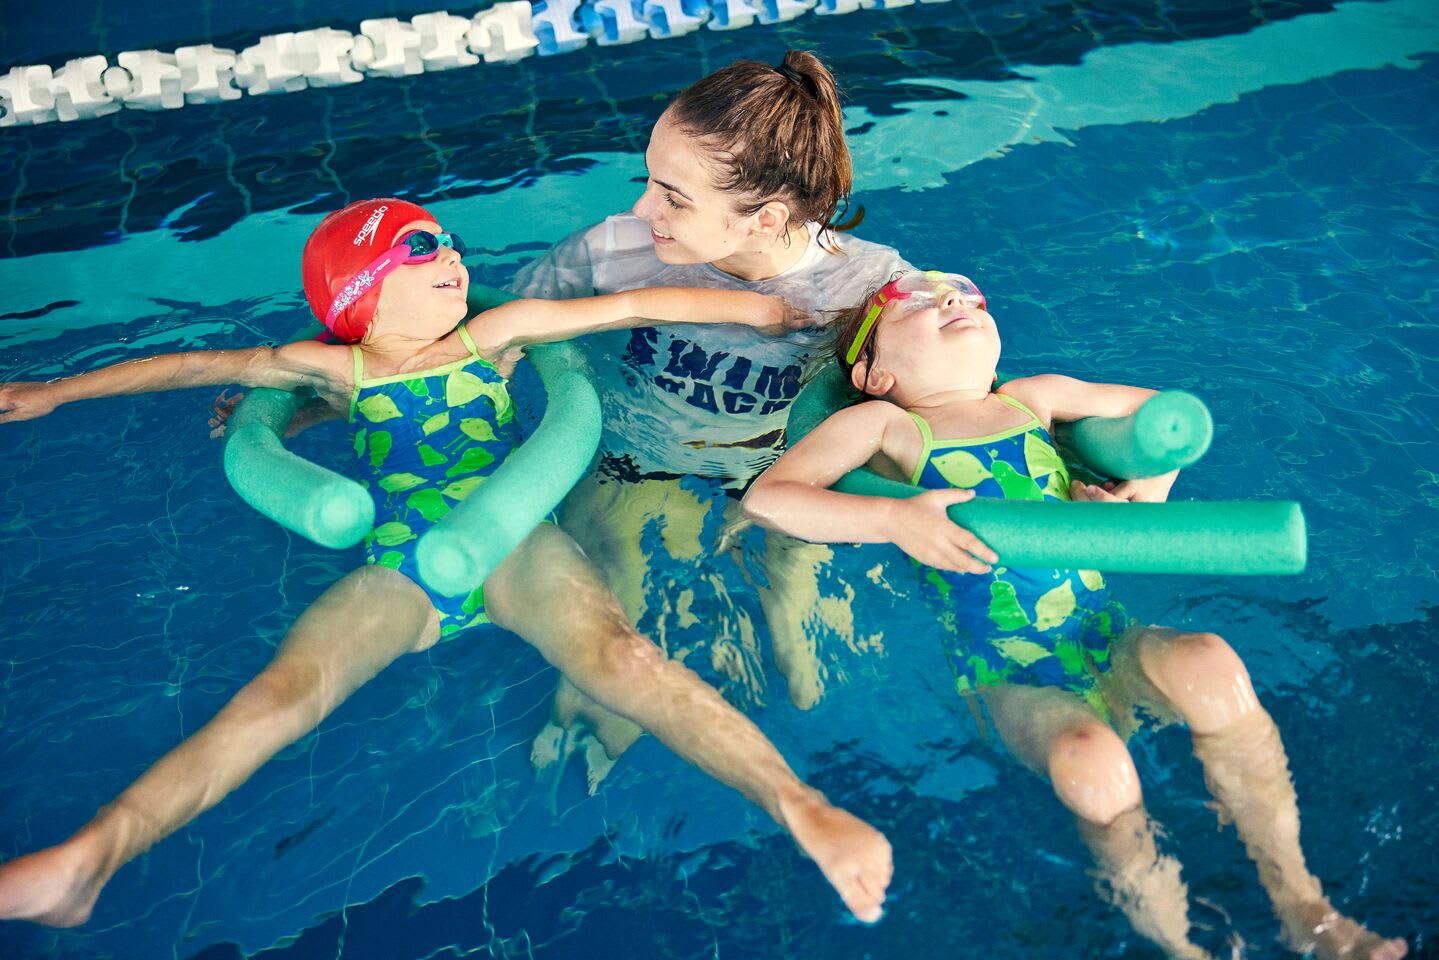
[{"left": 846, "top": 271, "right": 986, "bottom": 365}]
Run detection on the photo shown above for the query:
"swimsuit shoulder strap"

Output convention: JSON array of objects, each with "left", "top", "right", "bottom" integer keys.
[
  {"left": 905, "top": 409, "right": 936, "bottom": 486},
  {"left": 996, "top": 390, "right": 1044, "bottom": 428},
  {"left": 348, "top": 346, "right": 365, "bottom": 422},
  {"left": 456, "top": 324, "right": 483, "bottom": 359}
]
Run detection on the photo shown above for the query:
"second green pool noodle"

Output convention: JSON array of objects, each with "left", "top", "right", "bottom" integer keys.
[
  {"left": 1053, "top": 388, "right": 1213, "bottom": 479},
  {"left": 415, "top": 338, "right": 601, "bottom": 596},
  {"left": 788, "top": 364, "right": 1306, "bottom": 575}
]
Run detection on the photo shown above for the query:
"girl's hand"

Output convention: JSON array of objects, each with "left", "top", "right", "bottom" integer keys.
[
  {"left": 0, "top": 382, "right": 61, "bottom": 424},
  {"left": 888, "top": 489, "right": 998, "bottom": 574},
  {"left": 751, "top": 295, "right": 815, "bottom": 337},
  {"left": 1069, "top": 470, "right": 1177, "bottom": 503}
]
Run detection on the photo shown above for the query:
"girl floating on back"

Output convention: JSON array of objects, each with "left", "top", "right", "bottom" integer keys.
[{"left": 743, "top": 270, "right": 1406, "bottom": 960}]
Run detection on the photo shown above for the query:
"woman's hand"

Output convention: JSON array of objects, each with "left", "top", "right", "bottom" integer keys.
[
  {"left": 886, "top": 488, "right": 997, "bottom": 574},
  {"left": 0, "top": 382, "right": 62, "bottom": 424},
  {"left": 208, "top": 389, "right": 340, "bottom": 440},
  {"left": 750, "top": 295, "right": 815, "bottom": 337},
  {"left": 208, "top": 388, "right": 244, "bottom": 438}
]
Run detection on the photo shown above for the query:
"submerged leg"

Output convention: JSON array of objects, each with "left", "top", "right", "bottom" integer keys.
[
  {"left": 1117, "top": 627, "right": 1406, "bottom": 960},
  {"left": 489, "top": 524, "right": 893, "bottom": 923},
  {"left": 538, "top": 475, "right": 712, "bottom": 782},
  {"left": 0, "top": 565, "right": 439, "bottom": 927},
  {"left": 750, "top": 526, "right": 835, "bottom": 710},
  {"left": 982, "top": 683, "right": 1212, "bottom": 959}
]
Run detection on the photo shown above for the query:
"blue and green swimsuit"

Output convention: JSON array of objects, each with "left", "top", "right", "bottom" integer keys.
[
  {"left": 347, "top": 327, "right": 521, "bottom": 635},
  {"left": 909, "top": 393, "right": 1130, "bottom": 703}
]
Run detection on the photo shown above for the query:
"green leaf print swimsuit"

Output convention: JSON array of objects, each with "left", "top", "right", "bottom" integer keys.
[
  {"left": 911, "top": 393, "right": 1130, "bottom": 703},
  {"left": 347, "top": 326, "right": 521, "bottom": 635}
]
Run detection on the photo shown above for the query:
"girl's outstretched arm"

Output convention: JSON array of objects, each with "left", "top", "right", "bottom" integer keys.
[
  {"left": 742, "top": 401, "right": 997, "bottom": 575},
  {"left": 466, "top": 288, "right": 809, "bottom": 362},
  {"left": 0, "top": 341, "right": 346, "bottom": 425},
  {"left": 998, "top": 374, "right": 1156, "bottom": 427},
  {"left": 1002, "top": 375, "right": 1178, "bottom": 502}
]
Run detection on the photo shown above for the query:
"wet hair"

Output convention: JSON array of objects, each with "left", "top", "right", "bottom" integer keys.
[
  {"left": 831, "top": 281, "right": 886, "bottom": 392},
  {"left": 669, "top": 50, "right": 859, "bottom": 241}
]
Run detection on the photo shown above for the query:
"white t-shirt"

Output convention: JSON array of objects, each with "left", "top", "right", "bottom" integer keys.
[{"left": 511, "top": 213, "right": 911, "bottom": 486}]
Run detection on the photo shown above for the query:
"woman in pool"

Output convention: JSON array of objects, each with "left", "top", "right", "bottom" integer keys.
[
  {"left": 512, "top": 51, "right": 912, "bottom": 786},
  {"left": 742, "top": 270, "right": 1407, "bottom": 960},
  {"left": 0, "top": 198, "right": 892, "bottom": 928}
]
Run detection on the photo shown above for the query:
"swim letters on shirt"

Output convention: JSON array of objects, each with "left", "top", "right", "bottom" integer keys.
[
  {"left": 510, "top": 213, "right": 911, "bottom": 481},
  {"left": 622, "top": 326, "right": 802, "bottom": 418}
]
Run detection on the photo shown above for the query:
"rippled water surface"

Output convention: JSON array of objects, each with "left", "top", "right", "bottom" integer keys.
[{"left": 1, "top": 1, "right": 1436, "bottom": 957}]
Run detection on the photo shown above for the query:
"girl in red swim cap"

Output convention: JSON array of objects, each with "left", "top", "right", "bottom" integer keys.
[{"left": 0, "top": 197, "right": 895, "bottom": 930}]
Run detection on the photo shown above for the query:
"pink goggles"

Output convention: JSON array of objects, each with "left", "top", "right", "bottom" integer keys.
[{"left": 324, "top": 230, "right": 467, "bottom": 330}]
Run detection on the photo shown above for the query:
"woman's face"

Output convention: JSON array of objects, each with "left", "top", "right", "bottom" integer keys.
[{"left": 631, "top": 111, "right": 763, "bottom": 266}]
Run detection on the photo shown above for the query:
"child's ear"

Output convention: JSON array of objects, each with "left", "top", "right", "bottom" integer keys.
[{"left": 849, "top": 357, "right": 895, "bottom": 397}]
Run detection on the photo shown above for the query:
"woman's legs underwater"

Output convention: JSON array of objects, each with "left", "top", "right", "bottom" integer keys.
[
  {"left": 486, "top": 523, "right": 893, "bottom": 923},
  {"left": 0, "top": 564, "right": 440, "bottom": 927},
  {"left": 537, "top": 475, "right": 851, "bottom": 789}
]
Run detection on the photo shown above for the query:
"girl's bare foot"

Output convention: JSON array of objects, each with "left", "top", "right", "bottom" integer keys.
[
  {"left": 0, "top": 836, "right": 112, "bottom": 928},
  {"left": 777, "top": 787, "right": 892, "bottom": 923},
  {"left": 1283, "top": 900, "right": 1408, "bottom": 960}
]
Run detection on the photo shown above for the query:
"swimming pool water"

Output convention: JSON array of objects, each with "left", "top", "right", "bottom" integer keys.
[{"left": 1, "top": 1, "right": 1436, "bottom": 957}]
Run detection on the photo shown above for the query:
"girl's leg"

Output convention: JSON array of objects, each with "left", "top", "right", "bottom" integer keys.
[
  {"left": 1110, "top": 627, "right": 1406, "bottom": 960},
  {"left": 487, "top": 524, "right": 893, "bottom": 924},
  {"left": 0, "top": 565, "right": 439, "bottom": 928},
  {"left": 982, "top": 683, "right": 1212, "bottom": 960}
]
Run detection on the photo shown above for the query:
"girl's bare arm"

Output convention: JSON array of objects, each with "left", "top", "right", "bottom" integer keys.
[
  {"left": 0, "top": 341, "right": 346, "bottom": 424},
  {"left": 466, "top": 288, "right": 809, "bottom": 363},
  {"left": 743, "top": 401, "right": 996, "bottom": 574},
  {"left": 1002, "top": 375, "right": 1177, "bottom": 502},
  {"left": 999, "top": 374, "right": 1156, "bottom": 429}
]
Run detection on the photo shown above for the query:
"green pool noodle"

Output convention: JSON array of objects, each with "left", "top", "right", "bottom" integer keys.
[
  {"left": 222, "top": 283, "right": 601, "bottom": 592},
  {"left": 222, "top": 386, "right": 375, "bottom": 549},
  {"left": 787, "top": 363, "right": 1306, "bottom": 575},
  {"left": 416, "top": 337, "right": 601, "bottom": 596},
  {"left": 1053, "top": 389, "right": 1213, "bottom": 479}
]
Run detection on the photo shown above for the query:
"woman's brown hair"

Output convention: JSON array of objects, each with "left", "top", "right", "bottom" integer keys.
[{"left": 669, "top": 50, "right": 859, "bottom": 241}]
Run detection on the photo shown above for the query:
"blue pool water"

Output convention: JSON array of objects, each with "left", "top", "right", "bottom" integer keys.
[{"left": 1, "top": 1, "right": 1436, "bottom": 957}]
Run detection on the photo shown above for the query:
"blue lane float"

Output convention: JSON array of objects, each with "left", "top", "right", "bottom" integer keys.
[
  {"left": 222, "top": 283, "right": 601, "bottom": 595},
  {"left": 786, "top": 364, "right": 1306, "bottom": 576}
]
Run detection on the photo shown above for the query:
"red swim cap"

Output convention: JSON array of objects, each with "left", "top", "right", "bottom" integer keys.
[{"left": 301, "top": 198, "right": 435, "bottom": 343}]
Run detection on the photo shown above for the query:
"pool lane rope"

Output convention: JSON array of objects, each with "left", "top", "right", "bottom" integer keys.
[
  {"left": 786, "top": 363, "right": 1307, "bottom": 576},
  {"left": 1, "top": 0, "right": 937, "bottom": 126},
  {"left": 223, "top": 283, "right": 599, "bottom": 596}
]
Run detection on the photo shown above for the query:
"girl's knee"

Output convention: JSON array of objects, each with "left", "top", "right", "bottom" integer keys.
[
  {"left": 1047, "top": 723, "right": 1142, "bottom": 826},
  {"left": 1141, "top": 631, "right": 1260, "bottom": 732}
]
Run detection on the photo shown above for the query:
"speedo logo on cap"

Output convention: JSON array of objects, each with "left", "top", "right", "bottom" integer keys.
[{"left": 353, "top": 205, "right": 389, "bottom": 246}]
